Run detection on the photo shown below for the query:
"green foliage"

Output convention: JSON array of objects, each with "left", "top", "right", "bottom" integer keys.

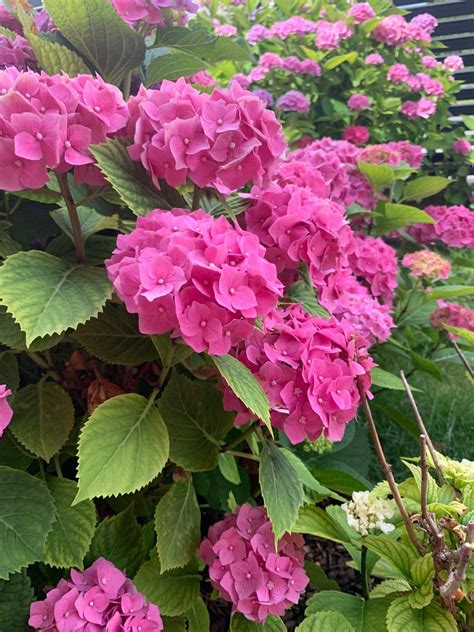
[
  {"left": 50, "top": 206, "right": 120, "bottom": 244},
  {"left": 10, "top": 382, "right": 74, "bottom": 462},
  {"left": 375, "top": 203, "right": 435, "bottom": 235},
  {"left": 0, "top": 571, "right": 34, "bottom": 631},
  {"left": 44, "top": 0, "right": 146, "bottom": 84},
  {"left": 259, "top": 442, "right": 304, "bottom": 541},
  {"left": 44, "top": 477, "right": 96, "bottom": 569},
  {"left": 154, "top": 479, "right": 201, "bottom": 572},
  {"left": 230, "top": 613, "right": 286, "bottom": 631},
  {"left": 357, "top": 162, "right": 395, "bottom": 192},
  {"left": 293, "top": 505, "right": 351, "bottom": 544},
  {"left": 0, "top": 251, "right": 112, "bottom": 345},
  {"left": 0, "top": 467, "right": 55, "bottom": 579},
  {"left": 76, "top": 393, "right": 169, "bottom": 501},
  {"left": 385, "top": 597, "right": 457, "bottom": 631},
  {"left": 401, "top": 177, "right": 451, "bottom": 202},
  {"left": 296, "top": 612, "right": 355, "bottom": 632},
  {"left": 185, "top": 598, "right": 210, "bottom": 632},
  {"left": 159, "top": 372, "right": 234, "bottom": 471},
  {"left": 305, "top": 591, "right": 394, "bottom": 631}
]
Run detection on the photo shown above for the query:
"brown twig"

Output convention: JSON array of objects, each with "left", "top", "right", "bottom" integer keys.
[
  {"left": 357, "top": 381, "right": 425, "bottom": 555},
  {"left": 419, "top": 433, "right": 439, "bottom": 536},
  {"left": 439, "top": 541, "right": 473, "bottom": 599},
  {"left": 400, "top": 371, "right": 445, "bottom": 485},
  {"left": 56, "top": 172, "right": 85, "bottom": 264},
  {"left": 452, "top": 340, "right": 474, "bottom": 379}
]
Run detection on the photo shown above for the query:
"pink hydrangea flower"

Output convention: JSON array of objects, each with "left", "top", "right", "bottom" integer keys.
[
  {"left": 348, "top": 93, "right": 370, "bottom": 111},
  {"left": 408, "top": 204, "right": 474, "bottom": 248},
  {"left": 315, "top": 19, "right": 353, "bottom": 49},
  {"left": 0, "top": 384, "right": 13, "bottom": 437},
  {"left": 410, "top": 13, "right": 437, "bottom": 36},
  {"left": 430, "top": 301, "right": 474, "bottom": 338},
  {"left": 387, "top": 63, "right": 410, "bottom": 84},
  {"left": 401, "top": 98, "right": 436, "bottom": 119},
  {"left": 110, "top": 0, "right": 198, "bottom": 26},
  {"left": 443, "top": 55, "right": 464, "bottom": 72},
  {"left": 252, "top": 88, "right": 273, "bottom": 106},
  {"left": 0, "top": 34, "right": 35, "bottom": 71},
  {"left": 106, "top": 209, "right": 283, "bottom": 355},
  {"left": 270, "top": 16, "right": 318, "bottom": 40},
  {"left": 453, "top": 139, "right": 471, "bottom": 155},
  {"left": 421, "top": 55, "right": 439, "bottom": 69},
  {"left": 276, "top": 90, "right": 310, "bottom": 113},
  {"left": 343, "top": 125, "right": 369, "bottom": 145},
  {"left": 373, "top": 15, "right": 409, "bottom": 45},
  {"left": 29, "top": 557, "right": 163, "bottom": 631},
  {"left": 348, "top": 234, "right": 398, "bottom": 303},
  {"left": 402, "top": 249, "right": 451, "bottom": 280},
  {"left": 348, "top": 2, "right": 375, "bottom": 24},
  {"left": 215, "top": 23, "right": 237, "bottom": 37},
  {"left": 246, "top": 24, "right": 271, "bottom": 44},
  {"left": 364, "top": 53, "right": 384, "bottom": 65},
  {"left": 200, "top": 504, "right": 308, "bottom": 623},
  {"left": 358, "top": 141, "right": 424, "bottom": 168},
  {"left": 260, "top": 53, "right": 284, "bottom": 69},
  {"left": 0, "top": 6, "right": 22, "bottom": 34},
  {"left": 187, "top": 70, "right": 217, "bottom": 88}
]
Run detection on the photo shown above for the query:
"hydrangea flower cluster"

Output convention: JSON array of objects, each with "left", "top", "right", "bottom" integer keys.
[
  {"left": 106, "top": 208, "right": 282, "bottom": 355},
  {"left": 348, "top": 93, "right": 370, "bottom": 111},
  {"left": 258, "top": 52, "right": 321, "bottom": 76},
  {"left": 430, "top": 301, "right": 474, "bottom": 337},
  {"left": 246, "top": 17, "right": 318, "bottom": 44},
  {"left": 0, "top": 384, "right": 13, "bottom": 437},
  {"left": 372, "top": 13, "right": 436, "bottom": 46},
  {"left": 110, "top": 0, "right": 198, "bottom": 26},
  {"left": 276, "top": 90, "right": 310, "bottom": 113},
  {"left": 348, "top": 3, "right": 375, "bottom": 24},
  {"left": 214, "top": 23, "right": 238, "bottom": 37},
  {"left": 343, "top": 125, "right": 370, "bottom": 145},
  {"left": 348, "top": 235, "right": 398, "bottom": 303},
  {"left": 29, "top": 557, "right": 163, "bottom": 631},
  {"left": 223, "top": 304, "right": 374, "bottom": 443},
  {"left": 402, "top": 249, "right": 451, "bottom": 280},
  {"left": 342, "top": 491, "right": 395, "bottom": 535},
  {"left": 314, "top": 19, "right": 353, "bottom": 50},
  {"left": 408, "top": 205, "right": 474, "bottom": 248},
  {"left": 358, "top": 140, "right": 424, "bottom": 168},
  {"left": 400, "top": 97, "right": 436, "bottom": 120},
  {"left": 200, "top": 504, "right": 308, "bottom": 623},
  {"left": 365, "top": 53, "right": 384, "bottom": 65},
  {"left": 443, "top": 55, "right": 464, "bottom": 72},
  {"left": 0, "top": 33, "right": 34, "bottom": 71},
  {"left": 436, "top": 453, "right": 474, "bottom": 489},
  {"left": 127, "top": 78, "right": 286, "bottom": 194},
  {"left": 0, "top": 68, "right": 128, "bottom": 191},
  {"left": 453, "top": 139, "right": 471, "bottom": 155}
]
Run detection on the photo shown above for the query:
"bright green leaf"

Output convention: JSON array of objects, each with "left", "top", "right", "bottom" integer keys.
[
  {"left": 146, "top": 48, "right": 206, "bottom": 84},
  {"left": 376, "top": 203, "right": 435, "bottom": 235},
  {"left": 304, "top": 561, "right": 340, "bottom": 592},
  {"left": 371, "top": 368, "right": 420, "bottom": 392},
  {"left": 386, "top": 596, "right": 457, "bottom": 632},
  {"left": 281, "top": 449, "right": 344, "bottom": 500},
  {"left": 324, "top": 52, "right": 358, "bottom": 69},
  {"left": 305, "top": 591, "right": 394, "bottom": 631},
  {"left": 401, "top": 177, "right": 451, "bottom": 202},
  {"left": 288, "top": 281, "right": 330, "bottom": 318},
  {"left": 0, "top": 251, "right": 112, "bottom": 345},
  {"left": 76, "top": 393, "right": 169, "bottom": 502},
  {"left": 10, "top": 382, "right": 74, "bottom": 462},
  {"left": 361, "top": 535, "right": 418, "bottom": 580},
  {"left": 296, "top": 612, "right": 355, "bottom": 632},
  {"left": 443, "top": 325, "right": 474, "bottom": 346},
  {"left": 425, "top": 285, "right": 474, "bottom": 301},
  {"left": 293, "top": 505, "right": 351, "bottom": 544},
  {"left": 358, "top": 162, "right": 395, "bottom": 192},
  {"left": 218, "top": 453, "right": 241, "bottom": 485}
]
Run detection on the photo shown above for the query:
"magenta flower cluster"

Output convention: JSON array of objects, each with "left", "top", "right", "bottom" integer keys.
[
  {"left": 106, "top": 208, "right": 283, "bottom": 355},
  {"left": 0, "top": 68, "right": 128, "bottom": 191},
  {"left": 127, "top": 78, "right": 286, "bottom": 194},
  {"left": 200, "top": 504, "right": 308, "bottom": 622},
  {"left": 0, "top": 34, "right": 34, "bottom": 71},
  {"left": 348, "top": 3, "right": 375, "bottom": 24},
  {"left": 348, "top": 234, "right": 398, "bottom": 304},
  {"left": 358, "top": 141, "right": 424, "bottom": 168},
  {"left": 430, "top": 301, "right": 474, "bottom": 338},
  {"left": 408, "top": 205, "right": 474, "bottom": 249},
  {"left": 29, "top": 557, "right": 163, "bottom": 631},
  {"left": 222, "top": 305, "right": 374, "bottom": 442},
  {"left": 276, "top": 90, "right": 311, "bottom": 113},
  {"left": 372, "top": 13, "right": 437, "bottom": 46},
  {"left": 0, "top": 384, "right": 13, "bottom": 438},
  {"left": 343, "top": 125, "right": 370, "bottom": 145},
  {"left": 259, "top": 52, "right": 321, "bottom": 77},
  {"left": 348, "top": 93, "right": 370, "bottom": 111},
  {"left": 246, "top": 17, "right": 318, "bottom": 44},
  {"left": 110, "top": 0, "right": 198, "bottom": 26}
]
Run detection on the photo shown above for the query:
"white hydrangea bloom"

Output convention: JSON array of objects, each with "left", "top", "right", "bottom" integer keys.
[{"left": 341, "top": 491, "right": 395, "bottom": 536}]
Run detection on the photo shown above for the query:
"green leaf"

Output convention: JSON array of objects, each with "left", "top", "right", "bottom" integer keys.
[
  {"left": 386, "top": 597, "right": 457, "bottom": 632},
  {"left": 73, "top": 302, "right": 158, "bottom": 365},
  {"left": 280, "top": 449, "right": 343, "bottom": 500},
  {"left": 90, "top": 138, "right": 173, "bottom": 216},
  {"left": 0, "top": 26, "right": 16, "bottom": 40},
  {"left": 0, "top": 352, "right": 19, "bottom": 394},
  {"left": 304, "top": 560, "right": 341, "bottom": 592},
  {"left": 12, "top": 187, "right": 62, "bottom": 204},
  {"left": 0, "top": 231, "right": 21, "bottom": 259},
  {"left": 88, "top": 505, "right": 146, "bottom": 576},
  {"left": 44, "top": 0, "right": 145, "bottom": 85},
  {"left": 0, "top": 466, "right": 55, "bottom": 579},
  {"left": 324, "top": 51, "right": 358, "bottom": 69},
  {"left": 296, "top": 612, "right": 355, "bottom": 632},
  {"left": 443, "top": 325, "right": 474, "bottom": 346},
  {"left": 218, "top": 453, "right": 241, "bottom": 484},
  {"left": 288, "top": 281, "right": 330, "bottom": 318},
  {"left": 424, "top": 285, "right": 474, "bottom": 301},
  {"left": 0, "top": 571, "right": 34, "bottom": 631},
  {"left": 305, "top": 591, "right": 394, "bottom": 631},
  {"left": 208, "top": 38, "right": 253, "bottom": 63},
  {"left": 0, "top": 305, "right": 63, "bottom": 352},
  {"left": 134, "top": 553, "right": 200, "bottom": 617},
  {"left": 311, "top": 462, "right": 371, "bottom": 495},
  {"left": 401, "top": 177, "right": 451, "bottom": 202},
  {"left": 212, "top": 355, "right": 271, "bottom": 434},
  {"left": 76, "top": 393, "right": 169, "bottom": 502},
  {"left": 50, "top": 206, "right": 119, "bottom": 244},
  {"left": 146, "top": 48, "right": 206, "bottom": 84},
  {"left": 0, "top": 434, "right": 32, "bottom": 471},
  {"left": 358, "top": 162, "right": 395, "bottom": 192},
  {"left": 361, "top": 535, "right": 418, "bottom": 581},
  {"left": 0, "top": 251, "right": 112, "bottom": 345},
  {"left": 44, "top": 477, "right": 96, "bottom": 569},
  {"left": 371, "top": 368, "right": 420, "bottom": 392},
  {"left": 401, "top": 461, "right": 439, "bottom": 504},
  {"left": 259, "top": 443, "right": 304, "bottom": 541},
  {"left": 185, "top": 597, "right": 210, "bottom": 632},
  {"left": 155, "top": 480, "right": 200, "bottom": 572},
  {"left": 10, "top": 382, "right": 74, "bottom": 462},
  {"left": 230, "top": 613, "right": 286, "bottom": 631},
  {"left": 376, "top": 203, "right": 435, "bottom": 235},
  {"left": 293, "top": 505, "right": 351, "bottom": 544},
  {"left": 370, "top": 578, "right": 411, "bottom": 598},
  {"left": 159, "top": 372, "right": 234, "bottom": 472}
]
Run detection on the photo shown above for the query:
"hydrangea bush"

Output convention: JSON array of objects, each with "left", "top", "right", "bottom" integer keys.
[{"left": 0, "top": 0, "right": 472, "bottom": 630}]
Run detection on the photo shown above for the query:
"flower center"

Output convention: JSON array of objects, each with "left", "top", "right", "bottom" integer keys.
[
  {"left": 36, "top": 132, "right": 43, "bottom": 141},
  {"left": 200, "top": 320, "right": 207, "bottom": 327},
  {"left": 183, "top": 137, "right": 190, "bottom": 145}
]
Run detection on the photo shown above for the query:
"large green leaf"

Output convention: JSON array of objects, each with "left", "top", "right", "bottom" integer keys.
[
  {"left": 88, "top": 505, "right": 146, "bottom": 576},
  {"left": 76, "top": 393, "right": 169, "bottom": 502},
  {"left": 0, "top": 352, "right": 19, "bottom": 394},
  {"left": 44, "top": 477, "right": 96, "bottom": 569},
  {"left": 0, "top": 251, "right": 112, "bottom": 345},
  {"left": 230, "top": 613, "right": 286, "bottom": 631},
  {"left": 371, "top": 368, "right": 420, "bottom": 392},
  {"left": 44, "top": 0, "right": 145, "bottom": 84},
  {"left": 324, "top": 51, "right": 358, "bottom": 69},
  {"left": 385, "top": 597, "right": 457, "bottom": 632},
  {"left": 155, "top": 480, "right": 201, "bottom": 572},
  {"left": 293, "top": 505, "right": 351, "bottom": 544},
  {"left": 0, "top": 305, "right": 63, "bottom": 352},
  {"left": 0, "top": 571, "right": 34, "bottom": 631},
  {"left": 376, "top": 203, "right": 435, "bottom": 235},
  {"left": 10, "top": 382, "right": 74, "bottom": 462},
  {"left": 146, "top": 48, "right": 207, "bottom": 84},
  {"left": 90, "top": 138, "right": 172, "bottom": 216},
  {"left": 259, "top": 443, "right": 304, "bottom": 541},
  {"left": 186, "top": 598, "right": 210, "bottom": 632},
  {"left": 311, "top": 462, "right": 371, "bottom": 495},
  {"left": 158, "top": 372, "right": 234, "bottom": 472},
  {"left": 0, "top": 467, "right": 55, "bottom": 579},
  {"left": 357, "top": 162, "right": 395, "bottom": 192},
  {"left": 134, "top": 553, "right": 200, "bottom": 617},
  {"left": 401, "top": 177, "right": 451, "bottom": 202},
  {"left": 305, "top": 591, "right": 394, "bottom": 632},
  {"left": 50, "top": 206, "right": 120, "bottom": 244},
  {"left": 212, "top": 355, "right": 271, "bottom": 433},
  {"left": 296, "top": 612, "right": 355, "bottom": 632},
  {"left": 73, "top": 303, "right": 158, "bottom": 365},
  {"left": 361, "top": 535, "right": 418, "bottom": 581},
  {"left": 424, "top": 285, "right": 474, "bottom": 301}
]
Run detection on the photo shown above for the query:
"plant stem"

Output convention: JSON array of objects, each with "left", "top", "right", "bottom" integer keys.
[
  {"left": 26, "top": 350, "right": 49, "bottom": 370},
  {"left": 192, "top": 185, "right": 202, "bottom": 211},
  {"left": 222, "top": 424, "right": 258, "bottom": 452},
  {"left": 38, "top": 459, "right": 46, "bottom": 481},
  {"left": 452, "top": 340, "right": 474, "bottom": 379},
  {"left": 361, "top": 545, "right": 369, "bottom": 599},
  {"left": 226, "top": 450, "right": 260, "bottom": 462},
  {"left": 54, "top": 453, "right": 64, "bottom": 478},
  {"left": 56, "top": 172, "right": 85, "bottom": 264},
  {"left": 122, "top": 70, "right": 133, "bottom": 101},
  {"left": 357, "top": 379, "right": 425, "bottom": 555},
  {"left": 400, "top": 371, "right": 445, "bottom": 485}
]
